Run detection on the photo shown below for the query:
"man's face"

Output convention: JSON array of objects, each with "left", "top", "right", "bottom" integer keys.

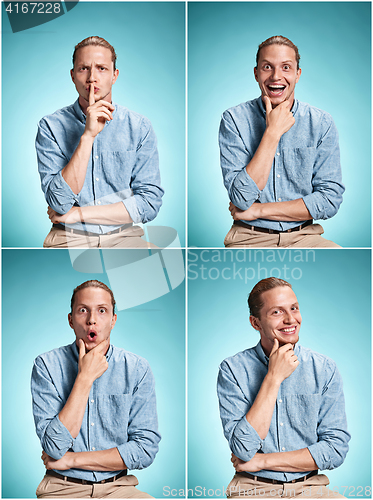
[
  {"left": 254, "top": 44, "right": 301, "bottom": 108},
  {"left": 250, "top": 286, "right": 302, "bottom": 355},
  {"left": 70, "top": 45, "right": 119, "bottom": 105},
  {"left": 68, "top": 287, "right": 117, "bottom": 352}
]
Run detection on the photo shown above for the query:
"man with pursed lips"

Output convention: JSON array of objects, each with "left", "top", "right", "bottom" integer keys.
[
  {"left": 219, "top": 36, "right": 344, "bottom": 248},
  {"left": 31, "top": 280, "right": 160, "bottom": 498},
  {"left": 36, "top": 36, "right": 163, "bottom": 248},
  {"left": 217, "top": 277, "right": 350, "bottom": 498}
]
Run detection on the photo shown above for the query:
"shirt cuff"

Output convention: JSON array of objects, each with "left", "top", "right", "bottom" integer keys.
[
  {"left": 42, "top": 416, "right": 74, "bottom": 459},
  {"left": 47, "top": 171, "right": 79, "bottom": 214},
  {"left": 122, "top": 197, "right": 141, "bottom": 224},
  {"left": 230, "top": 416, "right": 263, "bottom": 461},
  {"left": 230, "top": 168, "right": 261, "bottom": 209},
  {"left": 117, "top": 441, "right": 154, "bottom": 470}
]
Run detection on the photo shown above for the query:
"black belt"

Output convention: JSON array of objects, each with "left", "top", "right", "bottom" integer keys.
[
  {"left": 53, "top": 223, "right": 133, "bottom": 237},
  {"left": 46, "top": 469, "right": 127, "bottom": 485},
  {"left": 233, "top": 219, "right": 313, "bottom": 235},
  {"left": 237, "top": 470, "right": 318, "bottom": 485}
]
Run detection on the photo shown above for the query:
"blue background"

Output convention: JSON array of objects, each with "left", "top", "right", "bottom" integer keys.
[
  {"left": 2, "top": 1, "right": 185, "bottom": 247},
  {"left": 188, "top": 2, "right": 371, "bottom": 248},
  {"left": 188, "top": 249, "right": 371, "bottom": 497},
  {"left": 2, "top": 249, "right": 185, "bottom": 498}
]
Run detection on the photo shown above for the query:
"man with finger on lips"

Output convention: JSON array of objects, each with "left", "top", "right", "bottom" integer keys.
[
  {"left": 217, "top": 277, "right": 350, "bottom": 498},
  {"left": 31, "top": 280, "right": 160, "bottom": 498},
  {"left": 219, "top": 35, "right": 344, "bottom": 247},
  {"left": 36, "top": 36, "right": 163, "bottom": 248}
]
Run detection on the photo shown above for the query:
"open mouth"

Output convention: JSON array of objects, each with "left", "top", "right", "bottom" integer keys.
[
  {"left": 278, "top": 326, "right": 297, "bottom": 335},
  {"left": 87, "top": 331, "right": 98, "bottom": 342},
  {"left": 267, "top": 84, "right": 286, "bottom": 96}
]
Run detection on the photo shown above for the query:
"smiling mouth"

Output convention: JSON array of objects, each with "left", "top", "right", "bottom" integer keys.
[
  {"left": 267, "top": 84, "right": 286, "bottom": 96},
  {"left": 278, "top": 326, "right": 297, "bottom": 335}
]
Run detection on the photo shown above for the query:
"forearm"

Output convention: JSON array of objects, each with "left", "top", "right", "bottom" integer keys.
[
  {"left": 59, "top": 373, "right": 92, "bottom": 438},
  {"left": 70, "top": 448, "right": 127, "bottom": 472},
  {"left": 76, "top": 202, "right": 133, "bottom": 225},
  {"left": 258, "top": 448, "right": 318, "bottom": 473},
  {"left": 61, "top": 133, "right": 94, "bottom": 194},
  {"left": 235, "top": 199, "right": 312, "bottom": 222},
  {"left": 245, "top": 129, "right": 280, "bottom": 190},
  {"left": 245, "top": 374, "right": 281, "bottom": 440}
]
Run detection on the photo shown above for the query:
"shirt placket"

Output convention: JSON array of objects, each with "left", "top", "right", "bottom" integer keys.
[
  {"left": 273, "top": 139, "right": 284, "bottom": 231},
  {"left": 88, "top": 384, "right": 98, "bottom": 481},
  {"left": 91, "top": 138, "right": 103, "bottom": 234}
]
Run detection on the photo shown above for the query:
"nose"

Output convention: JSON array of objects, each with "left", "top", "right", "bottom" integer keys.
[
  {"left": 271, "top": 67, "right": 282, "bottom": 81},
  {"left": 87, "top": 311, "right": 97, "bottom": 325},
  {"left": 87, "top": 68, "right": 97, "bottom": 83},
  {"left": 284, "top": 310, "right": 295, "bottom": 323}
]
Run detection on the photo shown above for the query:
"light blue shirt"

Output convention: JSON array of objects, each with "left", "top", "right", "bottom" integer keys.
[
  {"left": 31, "top": 342, "right": 161, "bottom": 481},
  {"left": 219, "top": 97, "right": 345, "bottom": 231},
  {"left": 217, "top": 342, "right": 350, "bottom": 482},
  {"left": 36, "top": 100, "right": 164, "bottom": 234}
]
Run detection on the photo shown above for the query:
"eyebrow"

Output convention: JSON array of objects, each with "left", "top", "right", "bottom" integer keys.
[
  {"left": 76, "top": 303, "right": 110, "bottom": 308},
  {"left": 268, "top": 302, "right": 299, "bottom": 310},
  {"left": 261, "top": 59, "right": 294, "bottom": 65}
]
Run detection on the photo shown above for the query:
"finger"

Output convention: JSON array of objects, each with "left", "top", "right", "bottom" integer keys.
[
  {"left": 95, "top": 100, "right": 115, "bottom": 111},
  {"left": 89, "top": 84, "right": 95, "bottom": 107},
  {"left": 270, "top": 338, "right": 279, "bottom": 356},
  {"left": 78, "top": 339, "right": 86, "bottom": 360},
  {"left": 263, "top": 96, "right": 272, "bottom": 115}
]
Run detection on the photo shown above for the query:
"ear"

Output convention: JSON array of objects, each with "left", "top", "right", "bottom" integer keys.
[
  {"left": 249, "top": 315, "right": 261, "bottom": 332},
  {"left": 68, "top": 313, "right": 74, "bottom": 330},
  {"left": 295, "top": 67, "right": 301, "bottom": 84},
  {"left": 111, "top": 313, "right": 117, "bottom": 329},
  {"left": 254, "top": 67, "right": 258, "bottom": 82},
  {"left": 112, "top": 69, "right": 119, "bottom": 85},
  {"left": 70, "top": 69, "right": 75, "bottom": 85}
]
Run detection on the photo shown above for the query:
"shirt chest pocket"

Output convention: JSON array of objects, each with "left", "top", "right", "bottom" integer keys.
[
  {"left": 100, "top": 151, "right": 137, "bottom": 188},
  {"left": 96, "top": 394, "right": 132, "bottom": 431},
  {"left": 281, "top": 147, "right": 317, "bottom": 194},
  {"left": 283, "top": 394, "right": 321, "bottom": 432}
]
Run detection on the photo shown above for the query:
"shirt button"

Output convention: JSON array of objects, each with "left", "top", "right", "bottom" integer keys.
[
  {"left": 277, "top": 174, "right": 280, "bottom": 178},
  {"left": 278, "top": 198, "right": 282, "bottom": 201},
  {"left": 95, "top": 155, "right": 99, "bottom": 159},
  {"left": 276, "top": 152, "right": 280, "bottom": 156},
  {"left": 97, "top": 201, "right": 101, "bottom": 205},
  {"left": 90, "top": 399, "right": 94, "bottom": 403},
  {"left": 280, "top": 423, "right": 284, "bottom": 426},
  {"left": 279, "top": 399, "right": 282, "bottom": 403},
  {"left": 282, "top": 447, "right": 286, "bottom": 451},
  {"left": 92, "top": 447, "right": 96, "bottom": 451},
  {"left": 91, "top": 423, "right": 94, "bottom": 426},
  {"left": 95, "top": 178, "right": 99, "bottom": 182}
]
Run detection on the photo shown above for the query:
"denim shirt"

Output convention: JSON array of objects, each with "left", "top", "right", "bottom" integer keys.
[
  {"left": 217, "top": 342, "right": 350, "bottom": 482},
  {"left": 36, "top": 100, "right": 164, "bottom": 234},
  {"left": 31, "top": 342, "right": 161, "bottom": 481},
  {"left": 219, "top": 97, "right": 345, "bottom": 231}
]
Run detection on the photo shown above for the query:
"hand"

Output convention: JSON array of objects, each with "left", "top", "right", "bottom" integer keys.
[
  {"left": 264, "top": 96, "right": 295, "bottom": 139},
  {"left": 268, "top": 339, "right": 299, "bottom": 384},
  {"left": 78, "top": 338, "right": 109, "bottom": 385},
  {"left": 229, "top": 202, "right": 259, "bottom": 221},
  {"left": 42, "top": 451, "right": 73, "bottom": 471},
  {"left": 84, "top": 83, "right": 114, "bottom": 138},
  {"left": 231, "top": 453, "right": 262, "bottom": 473},
  {"left": 48, "top": 206, "right": 80, "bottom": 224}
]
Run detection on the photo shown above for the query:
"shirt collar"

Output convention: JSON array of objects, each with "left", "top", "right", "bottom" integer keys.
[
  {"left": 256, "top": 95, "right": 299, "bottom": 117},
  {"left": 70, "top": 340, "right": 114, "bottom": 362},
  {"left": 254, "top": 340, "right": 300, "bottom": 365},
  {"left": 72, "top": 98, "right": 117, "bottom": 124}
]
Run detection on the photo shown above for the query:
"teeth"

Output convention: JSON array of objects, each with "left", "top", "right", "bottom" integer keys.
[{"left": 282, "top": 328, "right": 295, "bottom": 333}]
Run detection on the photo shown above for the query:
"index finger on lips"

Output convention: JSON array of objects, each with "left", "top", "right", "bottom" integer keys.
[{"left": 89, "top": 83, "right": 95, "bottom": 107}]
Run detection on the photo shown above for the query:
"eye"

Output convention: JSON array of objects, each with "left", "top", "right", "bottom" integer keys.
[
  {"left": 272, "top": 309, "right": 282, "bottom": 315},
  {"left": 283, "top": 65, "right": 290, "bottom": 70},
  {"left": 79, "top": 307, "right": 87, "bottom": 313},
  {"left": 99, "top": 308, "right": 107, "bottom": 314},
  {"left": 263, "top": 64, "right": 271, "bottom": 70}
]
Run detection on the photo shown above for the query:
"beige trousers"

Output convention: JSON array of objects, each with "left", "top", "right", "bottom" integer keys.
[
  {"left": 43, "top": 226, "right": 155, "bottom": 249},
  {"left": 36, "top": 473, "right": 153, "bottom": 498},
  {"left": 227, "top": 473, "right": 346, "bottom": 498},
  {"left": 224, "top": 223, "right": 341, "bottom": 248}
]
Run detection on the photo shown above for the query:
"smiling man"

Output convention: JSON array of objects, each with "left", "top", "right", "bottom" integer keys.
[
  {"left": 31, "top": 280, "right": 160, "bottom": 498},
  {"left": 219, "top": 36, "right": 344, "bottom": 247},
  {"left": 36, "top": 36, "right": 163, "bottom": 248},
  {"left": 217, "top": 277, "right": 350, "bottom": 498}
]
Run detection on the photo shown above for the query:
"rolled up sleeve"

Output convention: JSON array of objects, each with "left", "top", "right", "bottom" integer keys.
[
  {"left": 117, "top": 359, "right": 161, "bottom": 470},
  {"left": 217, "top": 361, "right": 263, "bottom": 461},
  {"left": 302, "top": 115, "right": 345, "bottom": 220},
  {"left": 31, "top": 357, "right": 74, "bottom": 459},
  {"left": 307, "top": 362, "right": 350, "bottom": 470},
  {"left": 219, "top": 112, "right": 261, "bottom": 210},
  {"left": 123, "top": 119, "right": 164, "bottom": 224},
  {"left": 36, "top": 119, "right": 79, "bottom": 214}
]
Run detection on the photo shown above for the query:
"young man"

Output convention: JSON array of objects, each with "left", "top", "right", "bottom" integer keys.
[
  {"left": 219, "top": 36, "right": 344, "bottom": 248},
  {"left": 36, "top": 37, "right": 164, "bottom": 248},
  {"left": 217, "top": 278, "right": 350, "bottom": 498},
  {"left": 31, "top": 280, "right": 160, "bottom": 498}
]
